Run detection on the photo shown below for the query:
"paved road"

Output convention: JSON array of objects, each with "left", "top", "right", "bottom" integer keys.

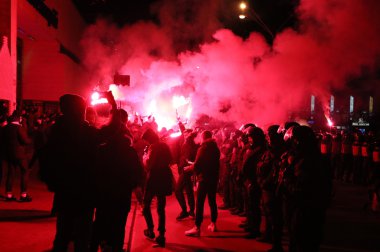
[{"left": 0, "top": 172, "right": 379, "bottom": 252}]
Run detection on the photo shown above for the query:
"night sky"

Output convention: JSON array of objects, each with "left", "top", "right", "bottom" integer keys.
[
  {"left": 72, "top": 0, "right": 299, "bottom": 41},
  {"left": 75, "top": 0, "right": 379, "bottom": 128}
]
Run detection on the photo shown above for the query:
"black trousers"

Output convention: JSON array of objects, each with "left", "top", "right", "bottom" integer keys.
[
  {"left": 90, "top": 204, "right": 130, "bottom": 252},
  {"left": 195, "top": 180, "right": 218, "bottom": 227},
  {"left": 221, "top": 164, "right": 232, "bottom": 207},
  {"left": 143, "top": 190, "right": 167, "bottom": 234},
  {"left": 53, "top": 206, "right": 94, "bottom": 252},
  {"left": 175, "top": 172, "right": 195, "bottom": 213},
  {"left": 5, "top": 158, "right": 30, "bottom": 193},
  {"left": 272, "top": 194, "right": 284, "bottom": 248},
  {"left": 261, "top": 190, "right": 274, "bottom": 238},
  {"left": 288, "top": 208, "right": 325, "bottom": 252},
  {"left": 246, "top": 184, "right": 261, "bottom": 234},
  {"left": 0, "top": 158, "right": 3, "bottom": 186}
]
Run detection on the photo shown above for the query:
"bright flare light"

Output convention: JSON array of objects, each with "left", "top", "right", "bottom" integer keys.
[
  {"left": 325, "top": 115, "right": 334, "bottom": 127},
  {"left": 145, "top": 95, "right": 192, "bottom": 131},
  {"left": 172, "top": 95, "right": 190, "bottom": 109},
  {"left": 170, "top": 131, "right": 182, "bottom": 138},
  {"left": 239, "top": 14, "right": 246, "bottom": 19},
  {"left": 91, "top": 92, "right": 108, "bottom": 105},
  {"left": 240, "top": 2, "right": 247, "bottom": 10}
]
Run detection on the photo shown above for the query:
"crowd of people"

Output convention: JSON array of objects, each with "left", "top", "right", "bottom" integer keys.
[{"left": 0, "top": 92, "right": 379, "bottom": 252}]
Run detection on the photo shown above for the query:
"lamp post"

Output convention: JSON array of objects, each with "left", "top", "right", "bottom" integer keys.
[{"left": 238, "top": 1, "right": 274, "bottom": 40}]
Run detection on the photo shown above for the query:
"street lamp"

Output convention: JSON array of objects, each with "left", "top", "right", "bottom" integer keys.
[
  {"left": 239, "top": 2, "right": 247, "bottom": 11},
  {"left": 238, "top": 1, "right": 274, "bottom": 39}
]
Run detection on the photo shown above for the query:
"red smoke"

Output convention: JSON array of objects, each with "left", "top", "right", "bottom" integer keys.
[{"left": 80, "top": 0, "right": 380, "bottom": 130}]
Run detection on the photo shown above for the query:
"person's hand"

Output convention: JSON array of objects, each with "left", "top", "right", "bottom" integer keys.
[
  {"left": 105, "top": 91, "right": 117, "bottom": 109},
  {"left": 184, "top": 165, "right": 193, "bottom": 172}
]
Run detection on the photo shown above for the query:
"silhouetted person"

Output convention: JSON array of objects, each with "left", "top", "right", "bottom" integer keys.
[
  {"left": 218, "top": 128, "right": 235, "bottom": 210},
  {"left": 242, "top": 127, "right": 267, "bottom": 239},
  {"left": 141, "top": 128, "right": 173, "bottom": 248},
  {"left": 3, "top": 111, "right": 32, "bottom": 202},
  {"left": 0, "top": 114, "right": 7, "bottom": 198},
  {"left": 40, "top": 94, "right": 98, "bottom": 252},
  {"left": 90, "top": 109, "right": 144, "bottom": 252},
  {"left": 175, "top": 130, "right": 198, "bottom": 220},
  {"left": 185, "top": 130, "right": 220, "bottom": 237},
  {"left": 282, "top": 126, "right": 331, "bottom": 252}
]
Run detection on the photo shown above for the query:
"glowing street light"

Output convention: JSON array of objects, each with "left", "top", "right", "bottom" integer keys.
[
  {"left": 237, "top": 1, "right": 274, "bottom": 39},
  {"left": 239, "top": 2, "right": 247, "bottom": 10}
]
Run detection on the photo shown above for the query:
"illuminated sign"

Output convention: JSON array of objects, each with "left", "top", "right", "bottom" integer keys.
[
  {"left": 349, "top": 96, "right": 354, "bottom": 113},
  {"left": 311, "top": 95, "right": 315, "bottom": 113},
  {"left": 330, "top": 95, "right": 334, "bottom": 112},
  {"left": 352, "top": 118, "right": 370, "bottom": 127}
]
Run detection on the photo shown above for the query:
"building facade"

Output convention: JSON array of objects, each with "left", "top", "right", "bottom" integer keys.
[{"left": 0, "top": 0, "right": 89, "bottom": 115}]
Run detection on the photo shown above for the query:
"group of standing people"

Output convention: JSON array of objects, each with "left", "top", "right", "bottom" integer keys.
[
  {"left": 4, "top": 91, "right": 370, "bottom": 252},
  {"left": 37, "top": 92, "right": 222, "bottom": 251},
  {"left": 217, "top": 122, "right": 333, "bottom": 252}
]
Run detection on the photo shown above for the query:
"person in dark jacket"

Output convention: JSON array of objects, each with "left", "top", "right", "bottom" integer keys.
[
  {"left": 3, "top": 111, "right": 32, "bottom": 202},
  {"left": 0, "top": 115, "right": 5, "bottom": 198},
  {"left": 185, "top": 130, "right": 221, "bottom": 237},
  {"left": 40, "top": 94, "right": 98, "bottom": 252},
  {"left": 141, "top": 128, "right": 173, "bottom": 248},
  {"left": 242, "top": 127, "right": 267, "bottom": 239},
  {"left": 90, "top": 108, "right": 144, "bottom": 252},
  {"left": 282, "top": 125, "right": 331, "bottom": 252},
  {"left": 175, "top": 129, "right": 198, "bottom": 220}
]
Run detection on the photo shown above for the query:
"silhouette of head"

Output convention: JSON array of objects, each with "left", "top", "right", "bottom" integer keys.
[
  {"left": 142, "top": 128, "right": 159, "bottom": 144},
  {"left": 59, "top": 94, "right": 86, "bottom": 121}
]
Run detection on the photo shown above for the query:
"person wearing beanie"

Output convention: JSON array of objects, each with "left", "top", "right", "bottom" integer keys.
[{"left": 185, "top": 130, "right": 221, "bottom": 237}]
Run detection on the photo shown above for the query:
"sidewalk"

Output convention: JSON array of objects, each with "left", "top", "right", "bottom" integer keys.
[
  {"left": 0, "top": 175, "right": 271, "bottom": 252},
  {"left": 129, "top": 196, "right": 271, "bottom": 252},
  {"left": 1, "top": 175, "right": 380, "bottom": 252}
]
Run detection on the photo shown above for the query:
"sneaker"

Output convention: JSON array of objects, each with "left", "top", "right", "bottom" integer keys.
[
  {"left": 144, "top": 229, "right": 155, "bottom": 240},
  {"left": 5, "top": 196, "right": 17, "bottom": 202},
  {"left": 185, "top": 226, "right": 200, "bottom": 237},
  {"left": 19, "top": 195, "right": 32, "bottom": 202},
  {"left": 207, "top": 222, "right": 217, "bottom": 232},
  {"left": 152, "top": 235, "right": 165, "bottom": 248},
  {"left": 176, "top": 211, "right": 189, "bottom": 221}
]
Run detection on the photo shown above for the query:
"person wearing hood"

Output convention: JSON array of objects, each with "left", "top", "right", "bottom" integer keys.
[
  {"left": 90, "top": 108, "right": 144, "bottom": 252},
  {"left": 141, "top": 128, "right": 173, "bottom": 248},
  {"left": 40, "top": 94, "right": 99, "bottom": 252}
]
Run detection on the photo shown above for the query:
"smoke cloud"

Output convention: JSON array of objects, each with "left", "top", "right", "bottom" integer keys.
[{"left": 80, "top": 0, "right": 380, "bottom": 129}]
